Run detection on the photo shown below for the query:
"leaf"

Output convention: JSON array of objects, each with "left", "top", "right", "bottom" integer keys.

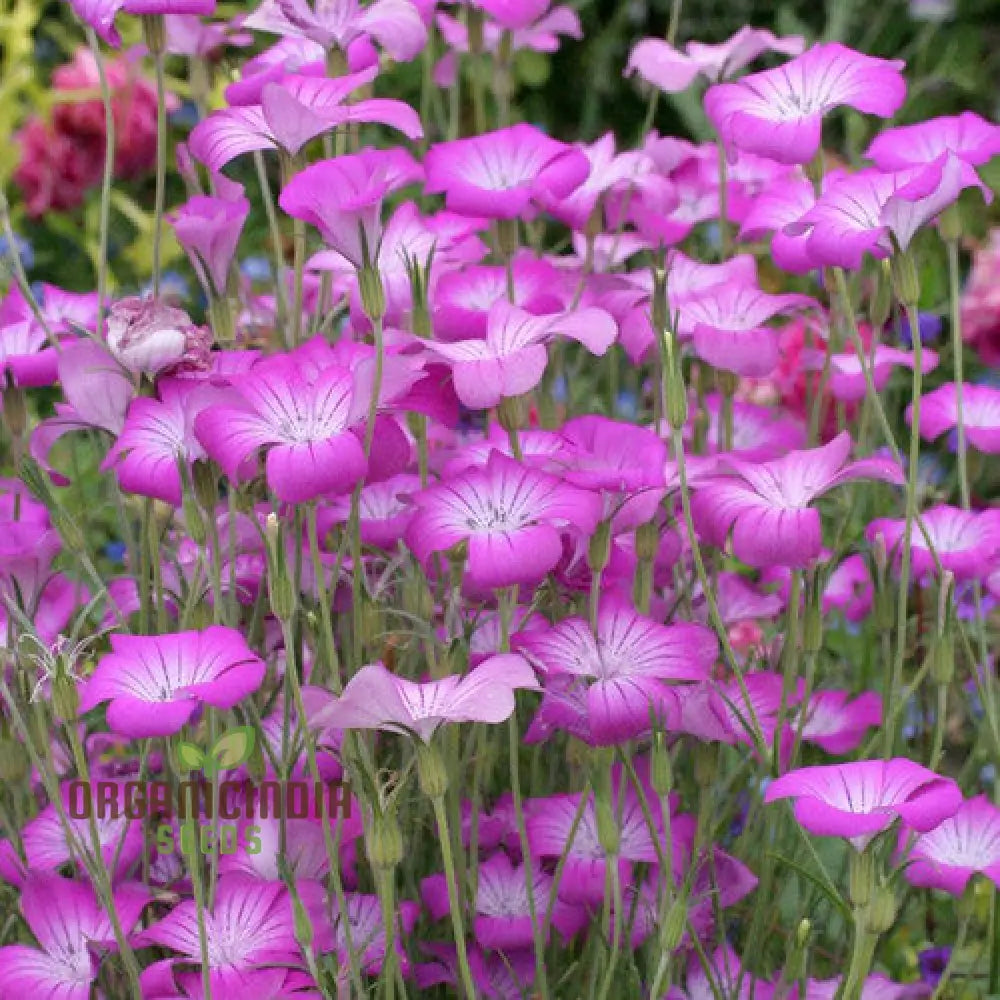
[
  {"left": 175, "top": 742, "right": 205, "bottom": 773},
  {"left": 207, "top": 726, "right": 256, "bottom": 772}
]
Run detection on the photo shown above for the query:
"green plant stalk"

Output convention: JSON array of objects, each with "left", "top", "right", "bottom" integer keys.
[
  {"left": 253, "top": 151, "right": 290, "bottom": 328},
  {"left": 86, "top": 28, "right": 114, "bottom": 337},
  {"left": 377, "top": 867, "right": 399, "bottom": 1000},
  {"left": 306, "top": 503, "right": 342, "bottom": 691},
  {"left": 431, "top": 794, "right": 478, "bottom": 999},
  {"left": 773, "top": 570, "right": 803, "bottom": 769},
  {"left": 152, "top": 48, "right": 168, "bottom": 299}
]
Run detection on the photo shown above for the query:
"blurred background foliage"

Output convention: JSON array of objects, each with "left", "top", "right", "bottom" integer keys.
[{"left": 3, "top": 0, "right": 1000, "bottom": 298}]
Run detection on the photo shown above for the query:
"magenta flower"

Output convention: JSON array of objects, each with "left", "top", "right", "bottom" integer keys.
[
  {"left": 0, "top": 874, "right": 148, "bottom": 1000},
  {"left": 691, "top": 431, "right": 903, "bottom": 568},
  {"left": 245, "top": 0, "right": 428, "bottom": 62},
  {"left": 824, "top": 554, "right": 874, "bottom": 623},
  {"left": 765, "top": 759, "right": 962, "bottom": 848},
  {"left": 102, "top": 379, "right": 213, "bottom": 506},
  {"left": 866, "top": 112, "right": 1000, "bottom": 170},
  {"left": 705, "top": 42, "right": 906, "bottom": 164},
  {"left": 190, "top": 71, "right": 422, "bottom": 173},
  {"left": 320, "top": 473, "right": 421, "bottom": 549},
  {"left": 516, "top": 597, "right": 715, "bottom": 743},
  {"left": 422, "top": 851, "right": 586, "bottom": 949},
  {"left": 423, "top": 124, "right": 590, "bottom": 219},
  {"left": 68, "top": 0, "right": 216, "bottom": 46},
  {"left": 626, "top": 25, "right": 803, "bottom": 94},
  {"left": 278, "top": 148, "right": 423, "bottom": 270},
  {"left": 867, "top": 505, "right": 1000, "bottom": 581},
  {"left": 169, "top": 189, "right": 250, "bottom": 296},
  {"left": 801, "top": 344, "right": 939, "bottom": 402},
  {"left": 194, "top": 354, "right": 369, "bottom": 503},
  {"left": 796, "top": 690, "right": 883, "bottom": 755},
  {"left": 738, "top": 176, "right": 816, "bottom": 274},
  {"left": 137, "top": 875, "right": 315, "bottom": 994},
  {"left": 912, "top": 382, "right": 1000, "bottom": 453},
  {"left": 79, "top": 627, "right": 266, "bottom": 738},
  {"left": 405, "top": 450, "right": 602, "bottom": 589},
  {"left": 422, "top": 301, "right": 617, "bottom": 409},
  {"left": 904, "top": 795, "right": 1000, "bottom": 895},
  {"left": 330, "top": 893, "right": 420, "bottom": 977},
  {"left": 696, "top": 394, "right": 807, "bottom": 460},
  {"left": 788, "top": 157, "right": 988, "bottom": 270},
  {"left": 676, "top": 284, "right": 817, "bottom": 377},
  {"left": 308, "top": 654, "right": 539, "bottom": 742}
]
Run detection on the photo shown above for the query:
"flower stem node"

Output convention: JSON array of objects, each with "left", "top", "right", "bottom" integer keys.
[
  {"left": 659, "top": 897, "right": 688, "bottom": 952},
  {"left": 635, "top": 521, "right": 659, "bottom": 562},
  {"left": 359, "top": 265, "right": 386, "bottom": 323},
  {"left": 417, "top": 742, "right": 450, "bottom": 799},
  {"left": 587, "top": 520, "right": 612, "bottom": 575},
  {"left": 865, "top": 883, "right": 897, "bottom": 935},
  {"left": 848, "top": 850, "right": 875, "bottom": 910},
  {"left": 890, "top": 251, "right": 921, "bottom": 309}
]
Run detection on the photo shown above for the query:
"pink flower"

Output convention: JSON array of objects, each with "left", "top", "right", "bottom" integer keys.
[
  {"left": 691, "top": 431, "right": 903, "bottom": 568},
  {"left": 169, "top": 189, "right": 251, "bottom": 295},
  {"left": 867, "top": 505, "right": 1000, "bottom": 581},
  {"left": 516, "top": 597, "right": 715, "bottom": 743},
  {"left": 307, "top": 654, "right": 539, "bottom": 741},
  {"left": 704, "top": 42, "right": 906, "bottom": 164},
  {"left": 136, "top": 875, "right": 316, "bottom": 994},
  {"left": 194, "top": 354, "right": 368, "bottom": 503},
  {"left": 105, "top": 297, "right": 211, "bottom": 376},
  {"left": 79, "top": 627, "right": 266, "bottom": 738},
  {"left": 404, "top": 449, "right": 602, "bottom": 589},
  {"left": 0, "top": 874, "right": 148, "bottom": 1000},
  {"left": 278, "top": 148, "right": 423, "bottom": 270},
  {"left": 796, "top": 690, "right": 883, "bottom": 754},
  {"left": 738, "top": 176, "right": 816, "bottom": 274},
  {"left": 788, "top": 157, "right": 989, "bottom": 270},
  {"left": 626, "top": 25, "right": 803, "bottom": 94},
  {"left": 101, "top": 379, "right": 214, "bottom": 506},
  {"left": 189, "top": 70, "right": 422, "bottom": 173},
  {"left": 903, "top": 795, "right": 1000, "bottom": 895},
  {"left": 421, "top": 301, "right": 617, "bottom": 409},
  {"left": 866, "top": 112, "right": 1000, "bottom": 170},
  {"left": 423, "top": 124, "right": 590, "bottom": 219},
  {"left": 422, "top": 850, "right": 586, "bottom": 949},
  {"left": 329, "top": 893, "right": 420, "bottom": 977},
  {"left": 764, "top": 758, "right": 962, "bottom": 848},
  {"left": 675, "top": 284, "right": 817, "bottom": 377},
  {"left": 960, "top": 230, "right": 1000, "bottom": 364},
  {"left": 694, "top": 394, "right": 807, "bottom": 459},
  {"left": 801, "top": 344, "right": 939, "bottom": 402},
  {"left": 244, "top": 0, "right": 428, "bottom": 63},
  {"left": 912, "top": 382, "right": 1000, "bottom": 453}
]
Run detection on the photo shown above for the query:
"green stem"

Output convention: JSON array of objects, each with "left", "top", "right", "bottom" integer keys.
[
  {"left": 86, "top": 28, "right": 114, "bottom": 337},
  {"left": 151, "top": 47, "right": 168, "bottom": 298}
]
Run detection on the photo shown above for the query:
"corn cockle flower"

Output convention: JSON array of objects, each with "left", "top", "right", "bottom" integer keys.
[
  {"left": 278, "top": 148, "right": 423, "bottom": 271},
  {"left": 136, "top": 875, "right": 318, "bottom": 993},
  {"left": 515, "top": 597, "right": 716, "bottom": 743},
  {"left": 902, "top": 795, "right": 1000, "bottom": 895},
  {"left": 168, "top": 189, "right": 251, "bottom": 296},
  {"left": 404, "top": 450, "right": 603, "bottom": 589},
  {"left": 690, "top": 431, "right": 904, "bottom": 568},
  {"left": 0, "top": 874, "right": 149, "bottom": 1000},
  {"left": 704, "top": 43, "right": 906, "bottom": 164},
  {"left": 787, "top": 157, "right": 989, "bottom": 270},
  {"left": 79, "top": 627, "right": 266, "bottom": 738},
  {"left": 675, "top": 284, "right": 817, "bottom": 377},
  {"left": 801, "top": 344, "right": 940, "bottom": 402},
  {"left": 421, "top": 850, "right": 587, "bottom": 949},
  {"left": 911, "top": 382, "right": 1000, "bottom": 453},
  {"left": 193, "top": 354, "right": 369, "bottom": 503},
  {"left": 795, "top": 690, "right": 883, "bottom": 755},
  {"left": 308, "top": 654, "right": 539, "bottom": 742},
  {"left": 423, "top": 124, "right": 590, "bottom": 219},
  {"left": 328, "top": 893, "right": 421, "bottom": 977},
  {"left": 866, "top": 112, "right": 1000, "bottom": 171},
  {"left": 738, "top": 176, "right": 817, "bottom": 274},
  {"left": 764, "top": 759, "right": 962, "bottom": 849},
  {"left": 420, "top": 301, "right": 617, "bottom": 409},
  {"left": 68, "top": 0, "right": 216, "bottom": 47},
  {"left": 244, "top": 0, "right": 428, "bottom": 63},
  {"left": 190, "top": 70, "right": 423, "bottom": 174},
  {"left": 867, "top": 505, "right": 1000, "bottom": 581},
  {"left": 626, "top": 25, "right": 804, "bottom": 94}
]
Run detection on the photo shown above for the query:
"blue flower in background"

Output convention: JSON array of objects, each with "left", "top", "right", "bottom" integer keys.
[
  {"left": 104, "top": 541, "right": 127, "bottom": 565},
  {"left": 898, "top": 311, "right": 942, "bottom": 348},
  {"left": 917, "top": 947, "right": 950, "bottom": 985},
  {"left": 0, "top": 233, "right": 35, "bottom": 272},
  {"left": 241, "top": 256, "right": 272, "bottom": 282},
  {"left": 170, "top": 100, "right": 201, "bottom": 130},
  {"left": 616, "top": 390, "right": 639, "bottom": 420}
]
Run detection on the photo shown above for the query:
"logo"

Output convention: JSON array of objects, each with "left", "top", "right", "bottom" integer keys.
[{"left": 66, "top": 726, "right": 352, "bottom": 858}]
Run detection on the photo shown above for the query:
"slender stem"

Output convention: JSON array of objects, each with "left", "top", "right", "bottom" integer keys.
[
  {"left": 931, "top": 913, "right": 970, "bottom": 1000},
  {"left": 376, "top": 868, "right": 398, "bottom": 1000},
  {"left": 86, "top": 28, "right": 114, "bottom": 337},
  {"left": 151, "top": 47, "right": 168, "bottom": 298},
  {"left": 431, "top": 795, "right": 478, "bottom": 999}
]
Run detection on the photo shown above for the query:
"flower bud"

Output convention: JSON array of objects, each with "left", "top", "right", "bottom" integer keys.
[
  {"left": 291, "top": 889, "right": 315, "bottom": 949},
  {"left": 417, "top": 742, "right": 450, "bottom": 799},
  {"left": 142, "top": 14, "right": 167, "bottom": 54},
  {"left": 497, "top": 396, "right": 524, "bottom": 434},
  {"left": 52, "top": 671, "right": 79, "bottom": 723},
  {"left": 587, "top": 520, "right": 612, "bottom": 576},
  {"left": 939, "top": 203, "right": 963, "bottom": 244},
  {"left": 848, "top": 850, "right": 874, "bottom": 909},
  {"left": 496, "top": 218, "right": 519, "bottom": 260},
  {"left": 635, "top": 521, "right": 659, "bottom": 562},
  {"left": 0, "top": 731, "right": 28, "bottom": 782},
  {"left": 595, "top": 797, "right": 620, "bottom": 856},
  {"left": 3, "top": 384, "right": 26, "bottom": 440},
  {"left": 106, "top": 297, "right": 211, "bottom": 377},
  {"left": 928, "top": 635, "right": 955, "bottom": 686},
  {"left": 865, "top": 883, "right": 897, "bottom": 934},
  {"left": 650, "top": 732, "right": 672, "bottom": 798},
  {"left": 890, "top": 251, "right": 921, "bottom": 307},
  {"left": 359, "top": 266, "right": 386, "bottom": 323},
  {"left": 366, "top": 811, "right": 404, "bottom": 871},
  {"left": 659, "top": 896, "right": 688, "bottom": 951}
]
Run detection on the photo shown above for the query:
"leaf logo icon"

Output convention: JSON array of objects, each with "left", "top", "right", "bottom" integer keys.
[
  {"left": 202, "top": 726, "right": 256, "bottom": 778},
  {"left": 175, "top": 741, "right": 205, "bottom": 773}
]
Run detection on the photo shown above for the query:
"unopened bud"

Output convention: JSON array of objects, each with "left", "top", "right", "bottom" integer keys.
[
  {"left": 890, "top": 250, "right": 921, "bottom": 307},
  {"left": 939, "top": 203, "right": 963, "bottom": 245},
  {"left": 182, "top": 495, "right": 206, "bottom": 547},
  {"left": 191, "top": 460, "right": 219, "bottom": 513},
  {"left": 497, "top": 396, "right": 524, "bottom": 434},
  {"left": 141, "top": 13, "right": 166, "bottom": 54},
  {"left": 366, "top": 812, "right": 404, "bottom": 870},
  {"left": 359, "top": 266, "right": 386, "bottom": 323},
  {"left": 659, "top": 897, "right": 687, "bottom": 951},
  {"left": 650, "top": 733, "right": 672, "bottom": 798},
  {"left": 635, "top": 521, "right": 659, "bottom": 562},
  {"left": 587, "top": 520, "right": 612, "bottom": 575},
  {"left": 865, "top": 883, "right": 897, "bottom": 934},
  {"left": 52, "top": 672, "right": 79, "bottom": 723},
  {"left": 868, "top": 260, "right": 893, "bottom": 331},
  {"left": 848, "top": 850, "right": 874, "bottom": 909},
  {"left": 417, "top": 743, "right": 449, "bottom": 799},
  {"left": 3, "top": 384, "right": 26, "bottom": 439}
]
